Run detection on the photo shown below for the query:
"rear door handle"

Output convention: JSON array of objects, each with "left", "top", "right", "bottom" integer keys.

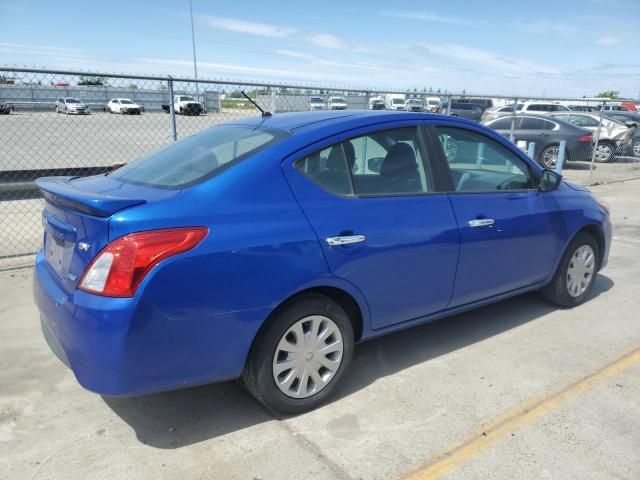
[
  {"left": 326, "top": 235, "right": 366, "bottom": 246},
  {"left": 468, "top": 219, "right": 495, "bottom": 228}
]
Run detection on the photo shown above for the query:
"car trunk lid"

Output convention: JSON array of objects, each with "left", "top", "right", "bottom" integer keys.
[{"left": 36, "top": 175, "right": 148, "bottom": 293}]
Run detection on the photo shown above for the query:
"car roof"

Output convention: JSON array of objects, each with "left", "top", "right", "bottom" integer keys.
[{"left": 227, "top": 110, "right": 464, "bottom": 133}]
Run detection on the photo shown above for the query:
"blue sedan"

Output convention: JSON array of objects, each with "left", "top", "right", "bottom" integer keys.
[{"left": 34, "top": 111, "right": 611, "bottom": 414}]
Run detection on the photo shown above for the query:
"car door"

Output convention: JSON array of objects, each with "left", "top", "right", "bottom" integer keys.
[
  {"left": 432, "top": 123, "right": 562, "bottom": 307},
  {"left": 283, "top": 122, "right": 460, "bottom": 330}
]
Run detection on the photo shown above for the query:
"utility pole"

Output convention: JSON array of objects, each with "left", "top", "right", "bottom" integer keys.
[{"left": 189, "top": 0, "right": 199, "bottom": 101}]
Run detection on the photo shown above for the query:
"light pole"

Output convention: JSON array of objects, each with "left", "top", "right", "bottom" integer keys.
[{"left": 189, "top": 0, "right": 199, "bottom": 101}]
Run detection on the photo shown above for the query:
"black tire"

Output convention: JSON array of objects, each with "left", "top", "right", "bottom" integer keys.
[
  {"left": 242, "top": 293, "right": 354, "bottom": 415},
  {"left": 541, "top": 232, "right": 599, "bottom": 308}
]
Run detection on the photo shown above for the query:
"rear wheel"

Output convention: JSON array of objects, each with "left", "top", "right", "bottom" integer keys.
[
  {"left": 538, "top": 144, "right": 560, "bottom": 169},
  {"left": 242, "top": 294, "right": 354, "bottom": 415},
  {"left": 541, "top": 232, "right": 599, "bottom": 307}
]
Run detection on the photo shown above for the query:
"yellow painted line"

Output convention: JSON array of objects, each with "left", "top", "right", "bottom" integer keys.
[{"left": 402, "top": 344, "right": 640, "bottom": 480}]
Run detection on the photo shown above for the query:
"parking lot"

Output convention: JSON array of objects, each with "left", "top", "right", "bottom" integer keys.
[
  {"left": 0, "top": 111, "right": 259, "bottom": 171},
  {"left": 1, "top": 178, "right": 639, "bottom": 480}
]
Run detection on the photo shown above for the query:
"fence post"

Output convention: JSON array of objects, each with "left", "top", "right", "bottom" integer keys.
[
  {"left": 509, "top": 97, "right": 518, "bottom": 143},
  {"left": 588, "top": 99, "right": 606, "bottom": 184},
  {"left": 168, "top": 76, "right": 178, "bottom": 142},
  {"left": 446, "top": 95, "right": 452, "bottom": 115},
  {"left": 527, "top": 142, "right": 536, "bottom": 159},
  {"left": 556, "top": 141, "right": 566, "bottom": 174}
]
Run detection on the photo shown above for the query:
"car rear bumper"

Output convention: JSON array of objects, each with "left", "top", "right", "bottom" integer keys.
[{"left": 34, "top": 251, "right": 269, "bottom": 396}]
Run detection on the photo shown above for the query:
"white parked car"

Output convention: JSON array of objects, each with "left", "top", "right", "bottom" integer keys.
[
  {"left": 327, "top": 97, "right": 348, "bottom": 110},
  {"left": 55, "top": 97, "right": 90, "bottom": 115},
  {"left": 386, "top": 94, "right": 406, "bottom": 111},
  {"left": 308, "top": 96, "right": 326, "bottom": 111},
  {"left": 108, "top": 98, "right": 142, "bottom": 115},
  {"left": 520, "top": 102, "right": 571, "bottom": 114}
]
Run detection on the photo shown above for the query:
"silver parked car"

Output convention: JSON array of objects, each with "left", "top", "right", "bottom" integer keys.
[
  {"left": 55, "top": 97, "right": 90, "bottom": 115},
  {"left": 550, "top": 112, "right": 636, "bottom": 162}
]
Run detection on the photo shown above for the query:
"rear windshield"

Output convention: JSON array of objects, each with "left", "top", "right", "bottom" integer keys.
[{"left": 109, "top": 125, "right": 288, "bottom": 188}]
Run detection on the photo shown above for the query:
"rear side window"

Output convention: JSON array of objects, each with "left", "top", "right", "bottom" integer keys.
[
  {"left": 109, "top": 125, "right": 287, "bottom": 188},
  {"left": 295, "top": 127, "right": 432, "bottom": 196},
  {"left": 520, "top": 117, "right": 550, "bottom": 130},
  {"left": 488, "top": 117, "right": 512, "bottom": 129}
]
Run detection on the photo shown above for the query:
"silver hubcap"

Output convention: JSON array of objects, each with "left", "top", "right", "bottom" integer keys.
[
  {"left": 272, "top": 315, "right": 343, "bottom": 399},
  {"left": 543, "top": 147, "right": 559, "bottom": 168},
  {"left": 595, "top": 144, "right": 612, "bottom": 162},
  {"left": 566, "top": 245, "right": 595, "bottom": 297}
]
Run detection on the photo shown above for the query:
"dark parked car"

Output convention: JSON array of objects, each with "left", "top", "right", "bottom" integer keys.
[
  {"left": 34, "top": 111, "right": 611, "bottom": 414},
  {"left": 0, "top": 100, "right": 13, "bottom": 114},
  {"left": 442, "top": 102, "right": 483, "bottom": 121},
  {"left": 456, "top": 98, "right": 494, "bottom": 111},
  {"left": 484, "top": 114, "right": 593, "bottom": 168}
]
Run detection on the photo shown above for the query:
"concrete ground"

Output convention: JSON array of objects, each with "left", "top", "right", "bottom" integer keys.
[{"left": 1, "top": 179, "right": 639, "bottom": 480}]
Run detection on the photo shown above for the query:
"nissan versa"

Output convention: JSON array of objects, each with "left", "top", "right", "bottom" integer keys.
[{"left": 34, "top": 111, "right": 611, "bottom": 414}]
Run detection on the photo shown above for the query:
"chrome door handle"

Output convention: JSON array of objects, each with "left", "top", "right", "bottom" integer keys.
[
  {"left": 326, "top": 235, "right": 366, "bottom": 246},
  {"left": 468, "top": 219, "right": 495, "bottom": 228}
]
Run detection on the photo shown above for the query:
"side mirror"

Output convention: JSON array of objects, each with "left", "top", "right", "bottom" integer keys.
[
  {"left": 624, "top": 121, "right": 638, "bottom": 129},
  {"left": 538, "top": 169, "right": 562, "bottom": 192}
]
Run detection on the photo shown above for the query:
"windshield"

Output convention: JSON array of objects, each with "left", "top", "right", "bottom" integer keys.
[
  {"left": 109, "top": 125, "right": 288, "bottom": 188},
  {"left": 179, "top": 96, "right": 195, "bottom": 101},
  {"left": 331, "top": 98, "right": 346, "bottom": 103},
  {"left": 309, "top": 97, "right": 324, "bottom": 103},
  {"left": 392, "top": 99, "right": 404, "bottom": 105},
  {"left": 407, "top": 100, "right": 422, "bottom": 105},
  {"left": 65, "top": 98, "right": 80, "bottom": 103},
  {"left": 120, "top": 99, "right": 134, "bottom": 104}
]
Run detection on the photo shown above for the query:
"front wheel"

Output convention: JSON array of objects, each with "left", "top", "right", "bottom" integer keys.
[
  {"left": 594, "top": 142, "right": 615, "bottom": 163},
  {"left": 632, "top": 139, "right": 640, "bottom": 157},
  {"left": 541, "top": 232, "right": 599, "bottom": 308},
  {"left": 242, "top": 294, "right": 354, "bottom": 415}
]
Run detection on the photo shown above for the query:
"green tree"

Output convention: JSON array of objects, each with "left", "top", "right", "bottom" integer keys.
[{"left": 595, "top": 90, "right": 620, "bottom": 99}]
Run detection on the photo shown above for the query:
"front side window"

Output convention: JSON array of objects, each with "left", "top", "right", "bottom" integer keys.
[
  {"left": 110, "top": 125, "right": 287, "bottom": 188},
  {"left": 295, "top": 127, "right": 432, "bottom": 196},
  {"left": 436, "top": 126, "right": 533, "bottom": 192}
]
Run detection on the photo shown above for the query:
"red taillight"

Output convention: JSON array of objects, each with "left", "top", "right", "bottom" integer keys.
[
  {"left": 579, "top": 134, "right": 593, "bottom": 142},
  {"left": 79, "top": 227, "right": 208, "bottom": 297}
]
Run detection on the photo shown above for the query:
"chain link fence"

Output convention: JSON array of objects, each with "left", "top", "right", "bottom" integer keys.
[{"left": 1, "top": 67, "right": 639, "bottom": 268}]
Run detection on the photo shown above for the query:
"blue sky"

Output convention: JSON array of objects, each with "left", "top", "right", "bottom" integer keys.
[{"left": 1, "top": 0, "right": 639, "bottom": 97}]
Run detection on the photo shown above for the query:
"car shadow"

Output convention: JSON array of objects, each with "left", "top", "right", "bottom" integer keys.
[
  {"left": 103, "top": 274, "right": 614, "bottom": 449},
  {"left": 563, "top": 162, "right": 592, "bottom": 170}
]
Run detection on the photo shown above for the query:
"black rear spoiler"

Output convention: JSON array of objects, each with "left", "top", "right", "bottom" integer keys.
[{"left": 35, "top": 176, "right": 146, "bottom": 217}]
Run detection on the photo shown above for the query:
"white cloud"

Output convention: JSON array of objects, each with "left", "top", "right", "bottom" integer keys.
[
  {"left": 415, "top": 43, "right": 561, "bottom": 76},
  {"left": 306, "top": 33, "right": 348, "bottom": 50},
  {"left": 380, "top": 10, "right": 469, "bottom": 24},
  {"left": 199, "top": 16, "right": 297, "bottom": 38},
  {"left": 0, "top": 42, "right": 84, "bottom": 57},
  {"left": 595, "top": 36, "right": 622, "bottom": 46},
  {"left": 276, "top": 49, "right": 380, "bottom": 70},
  {"left": 521, "top": 20, "right": 577, "bottom": 36}
]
